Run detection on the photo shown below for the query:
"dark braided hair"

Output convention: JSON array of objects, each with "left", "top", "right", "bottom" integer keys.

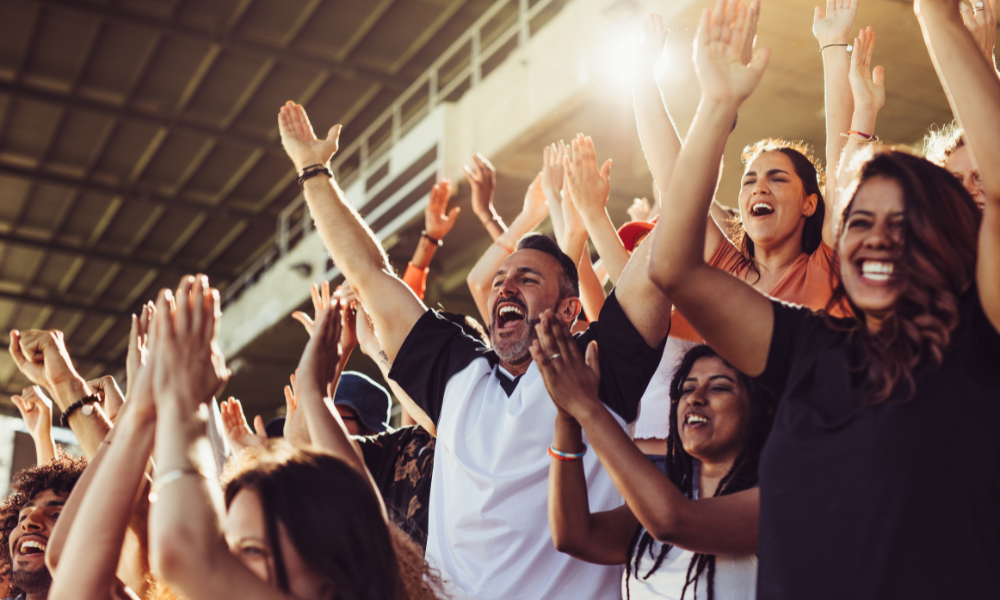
[{"left": 624, "top": 346, "right": 774, "bottom": 600}]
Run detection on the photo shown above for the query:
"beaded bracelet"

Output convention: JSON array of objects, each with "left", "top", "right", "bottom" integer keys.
[
  {"left": 548, "top": 445, "right": 587, "bottom": 461},
  {"left": 60, "top": 395, "right": 99, "bottom": 428},
  {"left": 421, "top": 230, "right": 443, "bottom": 247},
  {"left": 297, "top": 166, "right": 332, "bottom": 187}
]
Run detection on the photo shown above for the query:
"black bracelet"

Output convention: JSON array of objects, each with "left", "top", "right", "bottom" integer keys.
[
  {"left": 421, "top": 230, "right": 443, "bottom": 247},
  {"left": 297, "top": 166, "right": 332, "bottom": 187},
  {"left": 60, "top": 395, "right": 100, "bottom": 428},
  {"left": 820, "top": 43, "right": 849, "bottom": 52}
]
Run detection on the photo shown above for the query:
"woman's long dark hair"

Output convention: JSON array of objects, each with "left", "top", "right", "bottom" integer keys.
[
  {"left": 624, "top": 346, "right": 774, "bottom": 600},
  {"left": 824, "top": 149, "right": 981, "bottom": 404},
  {"left": 223, "top": 444, "right": 411, "bottom": 600},
  {"left": 730, "top": 140, "right": 826, "bottom": 282}
]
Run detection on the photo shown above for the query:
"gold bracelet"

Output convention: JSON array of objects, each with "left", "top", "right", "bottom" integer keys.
[{"left": 148, "top": 467, "right": 206, "bottom": 503}]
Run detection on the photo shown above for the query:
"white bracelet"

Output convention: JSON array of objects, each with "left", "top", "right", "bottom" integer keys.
[{"left": 148, "top": 467, "right": 205, "bottom": 503}]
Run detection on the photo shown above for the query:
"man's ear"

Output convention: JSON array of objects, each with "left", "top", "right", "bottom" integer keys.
[{"left": 555, "top": 297, "right": 582, "bottom": 324}]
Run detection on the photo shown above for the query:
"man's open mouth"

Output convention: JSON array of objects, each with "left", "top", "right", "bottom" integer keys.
[
  {"left": 18, "top": 538, "right": 45, "bottom": 556},
  {"left": 495, "top": 303, "right": 527, "bottom": 330}
]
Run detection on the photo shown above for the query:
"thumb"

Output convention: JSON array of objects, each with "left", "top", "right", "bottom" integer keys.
[
  {"left": 748, "top": 46, "right": 771, "bottom": 77},
  {"left": 585, "top": 341, "right": 600, "bottom": 378},
  {"left": 813, "top": 6, "right": 823, "bottom": 23},
  {"left": 600, "top": 159, "right": 612, "bottom": 183},
  {"left": 253, "top": 415, "right": 266, "bottom": 437},
  {"left": 872, "top": 65, "right": 885, "bottom": 87},
  {"left": 326, "top": 124, "right": 342, "bottom": 146},
  {"left": 11, "top": 395, "right": 26, "bottom": 412}
]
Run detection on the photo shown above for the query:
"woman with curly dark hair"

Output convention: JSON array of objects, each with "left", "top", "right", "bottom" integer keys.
[
  {"left": 647, "top": 0, "right": 1000, "bottom": 598},
  {"left": 542, "top": 343, "right": 774, "bottom": 600}
]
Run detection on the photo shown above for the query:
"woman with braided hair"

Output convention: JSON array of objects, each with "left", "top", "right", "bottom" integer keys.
[{"left": 536, "top": 331, "right": 773, "bottom": 600}]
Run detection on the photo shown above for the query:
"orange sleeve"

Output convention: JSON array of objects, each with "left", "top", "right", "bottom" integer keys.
[
  {"left": 402, "top": 263, "right": 428, "bottom": 300},
  {"left": 669, "top": 241, "right": 748, "bottom": 343}
]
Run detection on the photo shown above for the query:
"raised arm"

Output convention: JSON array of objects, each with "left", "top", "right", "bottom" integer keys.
[
  {"left": 278, "top": 102, "right": 425, "bottom": 362},
  {"left": 403, "top": 180, "right": 460, "bottom": 300},
  {"left": 466, "top": 173, "right": 549, "bottom": 323},
  {"left": 648, "top": 0, "right": 775, "bottom": 377},
  {"left": 530, "top": 314, "right": 759, "bottom": 555},
  {"left": 813, "top": 0, "right": 860, "bottom": 248},
  {"left": 464, "top": 153, "right": 505, "bottom": 240},
  {"left": 11, "top": 386, "right": 56, "bottom": 465},
  {"left": 9, "top": 329, "right": 111, "bottom": 458},
  {"left": 959, "top": 0, "right": 998, "bottom": 68},
  {"left": 916, "top": 0, "right": 1000, "bottom": 329},
  {"left": 543, "top": 141, "right": 569, "bottom": 241}
]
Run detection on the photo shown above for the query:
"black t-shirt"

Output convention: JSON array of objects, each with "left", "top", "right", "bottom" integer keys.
[
  {"left": 356, "top": 425, "right": 434, "bottom": 550},
  {"left": 388, "top": 290, "right": 663, "bottom": 425},
  {"left": 756, "top": 288, "right": 1000, "bottom": 599}
]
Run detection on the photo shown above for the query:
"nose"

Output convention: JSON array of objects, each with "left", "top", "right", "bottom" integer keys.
[
  {"left": 752, "top": 179, "right": 770, "bottom": 196},
  {"left": 688, "top": 387, "right": 708, "bottom": 406},
  {"left": 21, "top": 510, "right": 45, "bottom": 533},
  {"left": 862, "top": 219, "right": 896, "bottom": 250}
]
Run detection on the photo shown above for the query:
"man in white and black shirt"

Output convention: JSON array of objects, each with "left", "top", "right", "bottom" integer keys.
[{"left": 278, "top": 102, "right": 671, "bottom": 600}]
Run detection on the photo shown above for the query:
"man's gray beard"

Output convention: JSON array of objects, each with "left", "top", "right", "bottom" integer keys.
[
  {"left": 12, "top": 565, "right": 52, "bottom": 596},
  {"left": 491, "top": 317, "right": 540, "bottom": 365}
]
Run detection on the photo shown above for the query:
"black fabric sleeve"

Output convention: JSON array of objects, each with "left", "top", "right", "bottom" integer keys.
[
  {"left": 755, "top": 299, "right": 815, "bottom": 401},
  {"left": 355, "top": 434, "right": 384, "bottom": 479},
  {"left": 388, "top": 310, "right": 491, "bottom": 425},
  {"left": 576, "top": 290, "right": 666, "bottom": 423}
]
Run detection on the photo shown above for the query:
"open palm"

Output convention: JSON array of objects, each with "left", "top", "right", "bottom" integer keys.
[
  {"left": 849, "top": 27, "right": 885, "bottom": 111},
  {"left": 277, "top": 101, "right": 342, "bottom": 172},
  {"left": 813, "top": 0, "right": 859, "bottom": 47},
  {"left": 695, "top": 0, "right": 770, "bottom": 104}
]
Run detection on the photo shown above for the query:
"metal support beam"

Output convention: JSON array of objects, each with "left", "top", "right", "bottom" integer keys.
[
  {"left": 0, "top": 80, "right": 278, "bottom": 153},
  {"left": 31, "top": 0, "right": 409, "bottom": 92},
  {"left": 0, "top": 289, "right": 122, "bottom": 318},
  {"left": 0, "top": 162, "right": 274, "bottom": 227},
  {"left": 0, "top": 232, "right": 230, "bottom": 281}
]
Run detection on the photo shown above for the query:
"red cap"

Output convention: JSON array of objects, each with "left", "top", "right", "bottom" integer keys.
[{"left": 617, "top": 216, "right": 657, "bottom": 252}]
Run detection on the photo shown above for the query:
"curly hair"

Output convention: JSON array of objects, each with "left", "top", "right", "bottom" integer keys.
[
  {"left": 0, "top": 454, "right": 87, "bottom": 588},
  {"left": 730, "top": 139, "right": 827, "bottom": 278},
  {"left": 922, "top": 120, "right": 965, "bottom": 167},
  {"left": 624, "top": 346, "right": 774, "bottom": 600},
  {"left": 222, "top": 442, "right": 446, "bottom": 600},
  {"left": 826, "top": 148, "right": 981, "bottom": 404}
]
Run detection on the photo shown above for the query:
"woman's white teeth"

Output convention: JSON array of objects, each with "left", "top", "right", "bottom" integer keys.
[
  {"left": 751, "top": 202, "right": 774, "bottom": 216},
  {"left": 861, "top": 261, "right": 895, "bottom": 281},
  {"left": 685, "top": 414, "right": 709, "bottom": 425},
  {"left": 20, "top": 540, "right": 45, "bottom": 554}
]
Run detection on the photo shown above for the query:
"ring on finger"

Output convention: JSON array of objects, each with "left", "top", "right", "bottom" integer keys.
[
  {"left": 976, "top": 1, "right": 985, "bottom": 9},
  {"left": 548, "top": 353, "right": 561, "bottom": 361}
]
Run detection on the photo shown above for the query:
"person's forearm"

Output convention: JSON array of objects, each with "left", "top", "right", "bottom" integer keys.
[
  {"left": 33, "top": 432, "right": 56, "bottom": 465},
  {"left": 545, "top": 188, "right": 567, "bottom": 245},
  {"left": 918, "top": 3, "right": 1000, "bottom": 199},
  {"left": 579, "top": 209, "right": 631, "bottom": 285},
  {"left": 409, "top": 236, "right": 438, "bottom": 271},
  {"left": 822, "top": 46, "right": 854, "bottom": 204},
  {"left": 634, "top": 77, "right": 683, "bottom": 202},
  {"left": 49, "top": 405, "right": 154, "bottom": 600},
  {"left": 473, "top": 200, "right": 507, "bottom": 241},
  {"left": 650, "top": 99, "right": 737, "bottom": 292},
  {"left": 577, "top": 247, "right": 606, "bottom": 321},
  {"left": 50, "top": 376, "right": 111, "bottom": 459},
  {"left": 833, "top": 105, "right": 879, "bottom": 229},
  {"left": 548, "top": 414, "right": 597, "bottom": 556}
]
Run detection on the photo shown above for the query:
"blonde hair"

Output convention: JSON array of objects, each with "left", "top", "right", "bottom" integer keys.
[{"left": 922, "top": 120, "right": 965, "bottom": 167}]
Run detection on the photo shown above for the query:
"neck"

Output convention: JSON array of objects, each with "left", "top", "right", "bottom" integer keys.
[
  {"left": 26, "top": 590, "right": 48, "bottom": 600},
  {"left": 500, "top": 358, "right": 531, "bottom": 377},
  {"left": 753, "top": 231, "right": 805, "bottom": 283},
  {"left": 697, "top": 454, "right": 738, "bottom": 499}
]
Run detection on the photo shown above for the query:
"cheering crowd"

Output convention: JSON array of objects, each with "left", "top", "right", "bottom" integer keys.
[{"left": 1, "top": 0, "right": 998, "bottom": 598}]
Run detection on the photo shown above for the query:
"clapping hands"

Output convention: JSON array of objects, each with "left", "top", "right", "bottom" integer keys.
[
  {"left": 694, "top": 0, "right": 770, "bottom": 106},
  {"left": 529, "top": 311, "right": 602, "bottom": 419},
  {"left": 463, "top": 153, "right": 497, "bottom": 220},
  {"left": 564, "top": 134, "right": 611, "bottom": 220}
]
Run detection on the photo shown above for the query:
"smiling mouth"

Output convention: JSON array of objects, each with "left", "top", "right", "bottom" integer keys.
[
  {"left": 859, "top": 260, "right": 896, "bottom": 283},
  {"left": 495, "top": 304, "right": 527, "bottom": 330},
  {"left": 684, "top": 413, "right": 709, "bottom": 428},
  {"left": 18, "top": 539, "right": 46, "bottom": 556},
  {"left": 750, "top": 201, "right": 774, "bottom": 217}
]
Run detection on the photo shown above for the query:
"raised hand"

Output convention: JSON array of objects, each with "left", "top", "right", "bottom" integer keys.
[
  {"left": 627, "top": 197, "right": 653, "bottom": 222},
  {"left": 523, "top": 172, "right": 550, "bottom": 222},
  {"left": 561, "top": 173, "right": 588, "bottom": 240},
  {"left": 277, "top": 100, "right": 342, "bottom": 172},
  {"left": 333, "top": 287, "right": 358, "bottom": 357},
  {"left": 542, "top": 141, "right": 568, "bottom": 200},
  {"left": 12, "top": 386, "right": 53, "bottom": 444},
  {"left": 292, "top": 280, "right": 332, "bottom": 338},
  {"left": 813, "top": 0, "right": 859, "bottom": 47},
  {"left": 529, "top": 311, "right": 602, "bottom": 418},
  {"left": 126, "top": 301, "right": 154, "bottom": 398},
  {"left": 9, "top": 329, "right": 87, "bottom": 410},
  {"left": 740, "top": 0, "right": 761, "bottom": 66},
  {"left": 282, "top": 373, "right": 300, "bottom": 439},
  {"left": 564, "top": 134, "right": 611, "bottom": 220},
  {"left": 960, "top": 0, "right": 997, "bottom": 64},
  {"left": 296, "top": 300, "right": 344, "bottom": 400},
  {"left": 463, "top": 153, "right": 497, "bottom": 220},
  {"left": 637, "top": 13, "right": 670, "bottom": 75},
  {"left": 220, "top": 397, "right": 267, "bottom": 454},
  {"left": 150, "top": 275, "right": 230, "bottom": 412},
  {"left": 87, "top": 375, "right": 125, "bottom": 424},
  {"left": 694, "top": 0, "right": 771, "bottom": 105},
  {"left": 425, "top": 179, "right": 460, "bottom": 240},
  {"left": 849, "top": 27, "right": 886, "bottom": 113}
]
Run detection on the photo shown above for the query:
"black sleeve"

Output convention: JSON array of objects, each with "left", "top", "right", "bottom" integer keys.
[
  {"left": 388, "top": 310, "right": 491, "bottom": 425},
  {"left": 755, "top": 299, "right": 816, "bottom": 400},
  {"left": 576, "top": 290, "right": 665, "bottom": 423},
  {"left": 355, "top": 434, "right": 384, "bottom": 477}
]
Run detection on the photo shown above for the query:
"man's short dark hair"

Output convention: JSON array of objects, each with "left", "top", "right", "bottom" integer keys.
[
  {"left": 0, "top": 454, "right": 86, "bottom": 585},
  {"left": 515, "top": 233, "right": 580, "bottom": 299}
]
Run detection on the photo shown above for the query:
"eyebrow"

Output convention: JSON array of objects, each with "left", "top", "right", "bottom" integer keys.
[
  {"left": 683, "top": 374, "right": 736, "bottom": 384},
  {"left": 743, "top": 168, "right": 790, "bottom": 179},
  {"left": 20, "top": 499, "right": 65, "bottom": 514},
  {"left": 494, "top": 266, "right": 545, "bottom": 280},
  {"left": 847, "top": 210, "right": 906, "bottom": 218}
]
